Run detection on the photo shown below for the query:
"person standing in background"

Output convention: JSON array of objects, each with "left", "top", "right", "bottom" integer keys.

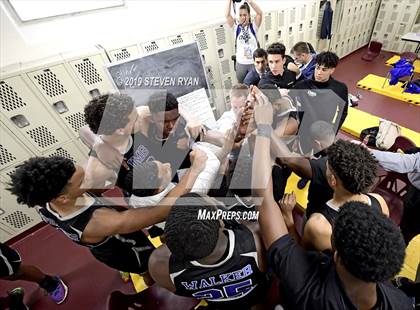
[{"left": 225, "top": 0, "right": 263, "bottom": 83}]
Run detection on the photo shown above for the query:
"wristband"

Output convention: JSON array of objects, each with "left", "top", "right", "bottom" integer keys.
[{"left": 257, "top": 124, "right": 272, "bottom": 138}]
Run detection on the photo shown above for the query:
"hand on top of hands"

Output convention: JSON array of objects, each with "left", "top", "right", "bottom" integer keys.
[{"left": 250, "top": 85, "right": 273, "bottom": 126}]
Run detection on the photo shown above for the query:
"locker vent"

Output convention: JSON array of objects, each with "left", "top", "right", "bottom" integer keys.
[
  {"left": 290, "top": 8, "right": 296, "bottom": 24},
  {"left": 311, "top": 4, "right": 316, "bottom": 18},
  {"left": 221, "top": 59, "right": 230, "bottom": 75},
  {"left": 114, "top": 49, "right": 131, "bottom": 61},
  {"left": 215, "top": 27, "right": 226, "bottom": 46},
  {"left": 402, "top": 13, "right": 411, "bottom": 23},
  {"left": 301, "top": 6, "right": 306, "bottom": 19},
  {"left": 2, "top": 210, "right": 33, "bottom": 229},
  {"left": 265, "top": 14, "right": 272, "bottom": 31},
  {"left": 48, "top": 147, "right": 76, "bottom": 162},
  {"left": 170, "top": 36, "right": 184, "bottom": 45},
  {"left": 65, "top": 112, "right": 86, "bottom": 133},
  {"left": 206, "top": 66, "right": 214, "bottom": 81},
  {"left": 224, "top": 78, "right": 232, "bottom": 91},
  {"left": 75, "top": 59, "right": 103, "bottom": 86},
  {"left": 34, "top": 70, "right": 67, "bottom": 98},
  {"left": 209, "top": 82, "right": 217, "bottom": 99},
  {"left": 195, "top": 31, "right": 208, "bottom": 50},
  {"left": 143, "top": 42, "right": 159, "bottom": 53},
  {"left": 27, "top": 126, "right": 58, "bottom": 148},
  {"left": 6, "top": 168, "right": 17, "bottom": 179},
  {"left": 0, "top": 82, "right": 27, "bottom": 112},
  {"left": 0, "top": 145, "right": 16, "bottom": 166},
  {"left": 278, "top": 11, "right": 285, "bottom": 27}
]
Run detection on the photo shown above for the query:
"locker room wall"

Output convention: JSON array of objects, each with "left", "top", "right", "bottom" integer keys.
[
  {"left": 371, "top": 0, "right": 419, "bottom": 53},
  {"left": 317, "top": 0, "right": 381, "bottom": 58}
]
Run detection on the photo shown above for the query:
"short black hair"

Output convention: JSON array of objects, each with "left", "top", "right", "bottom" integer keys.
[
  {"left": 147, "top": 91, "right": 178, "bottom": 114},
  {"left": 333, "top": 201, "right": 405, "bottom": 282},
  {"left": 316, "top": 51, "right": 339, "bottom": 68},
  {"left": 84, "top": 93, "right": 134, "bottom": 135},
  {"left": 7, "top": 157, "right": 75, "bottom": 207},
  {"left": 253, "top": 48, "right": 267, "bottom": 60},
  {"left": 310, "top": 120, "right": 335, "bottom": 142},
  {"left": 259, "top": 84, "right": 282, "bottom": 103},
  {"left": 124, "top": 161, "right": 161, "bottom": 197},
  {"left": 165, "top": 193, "right": 221, "bottom": 261},
  {"left": 327, "top": 140, "right": 377, "bottom": 194},
  {"left": 266, "top": 43, "right": 286, "bottom": 57}
]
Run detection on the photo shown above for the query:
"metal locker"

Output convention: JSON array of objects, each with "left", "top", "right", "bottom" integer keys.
[
  {"left": 299, "top": 4, "right": 307, "bottom": 21},
  {"left": 192, "top": 26, "right": 224, "bottom": 115},
  {"left": 289, "top": 7, "right": 297, "bottom": 25},
  {"left": 261, "top": 11, "right": 277, "bottom": 49},
  {"left": 209, "top": 80, "right": 226, "bottom": 114},
  {"left": 278, "top": 10, "right": 286, "bottom": 28},
  {"left": 0, "top": 176, "right": 42, "bottom": 239},
  {"left": 26, "top": 64, "right": 89, "bottom": 138},
  {"left": 167, "top": 32, "right": 193, "bottom": 47},
  {"left": 0, "top": 75, "right": 72, "bottom": 153},
  {"left": 108, "top": 45, "right": 141, "bottom": 63},
  {"left": 311, "top": 1, "right": 317, "bottom": 19},
  {"left": 67, "top": 54, "right": 115, "bottom": 98},
  {"left": 140, "top": 38, "right": 169, "bottom": 55},
  {"left": 0, "top": 123, "right": 33, "bottom": 171},
  {"left": 0, "top": 225, "right": 12, "bottom": 243},
  {"left": 287, "top": 25, "right": 297, "bottom": 52},
  {"left": 42, "top": 140, "right": 88, "bottom": 166},
  {"left": 213, "top": 23, "right": 235, "bottom": 88}
]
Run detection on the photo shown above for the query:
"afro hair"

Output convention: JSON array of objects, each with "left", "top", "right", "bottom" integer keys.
[
  {"left": 327, "top": 140, "right": 378, "bottom": 194},
  {"left": 84, "top": 93, "right": 134, "bottom": 135},
  {"left": 7, "top": 157, "right": 75, "bottom": 207},
  {"left": 333, "top": 201, "right": 406, "bottom": 282}
]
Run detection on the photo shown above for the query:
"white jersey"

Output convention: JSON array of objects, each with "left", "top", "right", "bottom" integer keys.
[{"left": 234, "top": 23, "right": 259, "bottom": 65}]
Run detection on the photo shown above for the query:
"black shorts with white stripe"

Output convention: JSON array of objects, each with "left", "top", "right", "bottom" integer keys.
[{"left": 0, "top": 242, "right": 21, "bottom": 277}]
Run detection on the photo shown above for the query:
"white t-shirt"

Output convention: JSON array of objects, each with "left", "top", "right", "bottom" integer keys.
[
  {"left": 213, "top": 110, "right": 237, "bottom": 135},
  {"left": 234, "top": 23, "right": 259, "bottom": 65}
]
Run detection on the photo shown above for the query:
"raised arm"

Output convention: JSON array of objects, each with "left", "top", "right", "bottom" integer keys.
[
  {"left": 248, "top": 0, "right": 263, "bottom": 28},
  {"left": 371, "top": 150, "right": 420, "bottom": 174},
  {"left": 251, "top": 87, "right": 289, "bottom": 249},
  {"left": 225, "top": 0, "right": 235, "bottom": 27},
  {"left": 270, "top": 134, "right": 313, "bottom": 179},
  {"left": 82, "top": 167, "right": 201, "bottom": 244}
]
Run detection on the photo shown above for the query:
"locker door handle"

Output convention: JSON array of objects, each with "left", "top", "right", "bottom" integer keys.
[{"left": 10, "top": 115, "right": 29, "bottom": 128}]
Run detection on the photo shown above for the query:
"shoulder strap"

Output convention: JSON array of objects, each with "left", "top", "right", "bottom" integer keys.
[{"left": 249, "top": 23, "right": 260, "bottom": 48}]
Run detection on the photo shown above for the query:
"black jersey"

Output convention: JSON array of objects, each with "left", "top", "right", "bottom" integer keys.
[
  {"left": 318, "top": 194, "right": 382, "bottom": 227},
  {"left": 90, "top": 117, "right": 193, "bottom": 187},
  {"left": 36, "top": 194, "right": 154, "bottom": 273},
  {"left": 169, "top": 221, "right": 267, "bottom": 308}
]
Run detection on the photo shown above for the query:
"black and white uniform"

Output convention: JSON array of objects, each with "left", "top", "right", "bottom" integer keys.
[
  {"left": 169, "top": 221, "right": 267, "bottom": 309},
  {"left": 90, "top": 117, "right": 193, "bottom": 188},
  {"left": 36, "top": 194, "right": 154, "bottom": 273},
  {"left": 318, "top": 194, "right": 382, "bottom": 227},
  {"left": 0, "top": 243, "right": 21, "bottom": 277}
]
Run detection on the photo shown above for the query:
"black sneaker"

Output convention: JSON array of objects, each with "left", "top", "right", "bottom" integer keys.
[{"left": 9, "top": 287, "right": 28, "bottom": 310}]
